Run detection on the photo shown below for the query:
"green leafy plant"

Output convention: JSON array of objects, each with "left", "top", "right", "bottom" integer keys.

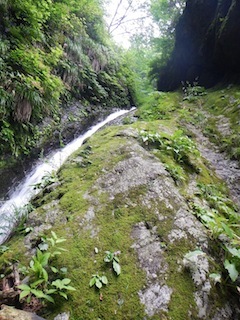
[
  {"left": 104, "top": 251, "right": 121, "bottom": 276},
  {"left": 190, "top": 183, "right": 240, "bottom": 284},
  {"left": 89, "top": 274, "right": 108, "bottom": 289},
  {"left": 182, "top": 80, "right": 207, "bottom": 102},
  {"left": 139, "top": 129, "right": 199, "bottom": 168},
  {"left": 17, "top": 231, "right": 76, "bottom": 304}
]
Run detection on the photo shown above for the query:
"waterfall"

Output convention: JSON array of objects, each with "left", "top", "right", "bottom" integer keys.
[{"left": 0, "top": 108, "right": 134, "bottom": 244}]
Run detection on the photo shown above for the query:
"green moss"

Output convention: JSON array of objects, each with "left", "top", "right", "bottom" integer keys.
[
  {"left": 163, "top": 239, "right": 197, "bottom": 319},
  {"left": 137, "top": 91, "right": 182, "bottom": 121}
]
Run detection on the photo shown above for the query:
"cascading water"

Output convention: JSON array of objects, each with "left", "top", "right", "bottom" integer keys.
[{"left": 0, "top": 108, "right": 134, "bottom": 244}]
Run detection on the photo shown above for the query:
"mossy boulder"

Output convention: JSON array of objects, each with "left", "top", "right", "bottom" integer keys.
[{"left": 1, "top": 111, "right": 239, "bottom": 319}]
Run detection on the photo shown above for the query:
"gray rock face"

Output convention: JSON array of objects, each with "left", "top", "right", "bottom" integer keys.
[
  {"left": 97, "top": 143, "right": 168, "bottom": 196},
  {"left": 131, "top": 222, "right": 172, "bottom": 316},
  {"left": 92, "top": 138, "right": 238, "bottom": 318},
  {"left": 157, "top": 0, "right": 240, "bottom": 90},
  {"left": 54, "top": 312, "right": 70, "bottom": 320},
  {"left": 0, "top": 305, "right": 46, "bottom": 320}
]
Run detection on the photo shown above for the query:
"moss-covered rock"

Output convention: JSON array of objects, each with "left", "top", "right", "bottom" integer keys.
[{"left": 1, "top": 101, "right": 239, "bottom": 319}]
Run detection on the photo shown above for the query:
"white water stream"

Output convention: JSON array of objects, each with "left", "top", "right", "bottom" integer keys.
[{"left": 0, "top": 109, "right": 133, "bottom": 244}]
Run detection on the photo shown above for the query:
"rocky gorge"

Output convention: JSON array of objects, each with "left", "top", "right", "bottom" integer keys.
[{"left": 0, "top": 86, "right": 240, "bottom": 319}]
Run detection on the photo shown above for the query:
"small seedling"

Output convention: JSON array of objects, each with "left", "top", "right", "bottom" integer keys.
[
  {"left": 104, "top": 251, "right": 121, "bottom": 276},
  {"left": 89, "top": 274, "right": 108, "bottom": 289}
]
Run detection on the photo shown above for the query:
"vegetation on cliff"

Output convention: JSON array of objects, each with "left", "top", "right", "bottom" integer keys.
[{"left": 0, "top": 0, "right": 135, "bottom": 161}]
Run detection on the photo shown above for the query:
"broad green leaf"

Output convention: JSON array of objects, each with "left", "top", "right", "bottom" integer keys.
[
  {"left": 65, "top": 285, "right": 76, "bottom": 291},
  {"left": 224, "top": 259, "right": 239, "bottom": 282},
  {"left": 46, "top": 289, "right": 57, "bottom": 294},
  {"left": 226, "top": 246, "right": 240, "bottom": 259},
  {"left": 51, "top": 231, "right": 58, "bottom": 240},
  {"left": 18, "top": 284, "right": 31, "bottom": 291},
  {"left": 113, "top": 260, "right": 121, "bottom": 276},
  {"left": 51, "top": 266, "right": 59, "bottom": 273},
  {"left": 52, "top": 279, "right": 63, "bottom": 289},
  {"left": 101, "top": 275, "right": 108, "bottom": 285},
  {"left": 221, "top": 223, "right": 234, "bottom": 239},
  {"left": 19, "top": 290, "right": 30, "bottom": 300},
  {"left": 89, "top": 277, "right": 96, "bottom": 287},
  {"left": 56, "top": 238, "right": 66, "bottom": 243},
  {"left": 43, "top": 294, "right": 55, "bottom": 303},
  {"left": 62, "top": 278, "right": 71, "bottom": 285},
  {"left": 95, "top": 279, "right": 102, "bottom": 289},
  {"left": 38, "top": 243, "right": 48, "bottom": 251},
  {"left": 60, "top": 267, "right": 68, "bottom": 274},
  {"left": 42, "top": 268, "right": 48, "bottom": 282},
  {"left": 31, "top": 279, "right": 45, "bottom": 288},
  {"left": 59, "top": 291, "right": 68, "bottom": 299},
  {"left": 31, "top": 289, "right": 45, "bottom": 298}
]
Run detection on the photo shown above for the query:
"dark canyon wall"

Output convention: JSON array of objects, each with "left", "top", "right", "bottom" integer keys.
[{"left": 157, "top": 0, "right": 240, "bottom": 91}]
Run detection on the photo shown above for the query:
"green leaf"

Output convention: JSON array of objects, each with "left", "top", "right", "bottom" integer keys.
[
  {"left": 64, "top": 285, "right": 76, "bottom": 291},
  {"left": 52, "top": 279, "right": 63, "bottom": 289},
  {"left": 52, "top": 250, "right": 62, "bottom": 256},
  {"left": 62, "top": 278, "right": 71, "bottom": 285},
  {"left": 31, "top": 279, "right": 45, "bottom": 288},
  {"left": 18, "top": 284, "right": 31, "bottom": 291},
  {"left": 95, "top": 279, "right": 102, "bottom": 289},
  {"left": 31, "top": 289, "right": 45, "bottom": 298},
  {"left": 59, "top": 291, "right": 68, "bottom": 299},
  {"left": 224, "top": 259, "right": 239, "bottom": 282},
  {"left": 60, "top": 267, "right": 68, "bottom": 273},
  {"left": 46, "top": 289, "right": 57, "bottom": 294},
  {"left": 101, "top": 275, "right": 108, "bottom": 285},
  {"left": 226, "top": 246, "right": 240, "bottom": 259},
  {"left": 113, "top": 260, "right": 121, "bottom": 276},
  {"left": 56, "top": 238, "right": 66, "bottom": 243},
  {"left": 38, "top": 243, "right": 48, "bottom": 251},
  {"left": 51, "top": 231, "right": 58, "bottom": 240},
  {"left": 43, "top": 294, "right": 55, "bottom": 303},
  {"left": 221, "top": 223, "right": 234, "bottom": 239},
  {"left": 42, "top": 267, "right": 48, "bottom": 282},
  {"left": 51, "top": 266, "right": 59, "bottom": 273},
  {"left": 89, "top": 277, "right": 96, "bottom": 287},
  {"left": 19, "top": 290, "right": 30, "bottom": 300}
]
